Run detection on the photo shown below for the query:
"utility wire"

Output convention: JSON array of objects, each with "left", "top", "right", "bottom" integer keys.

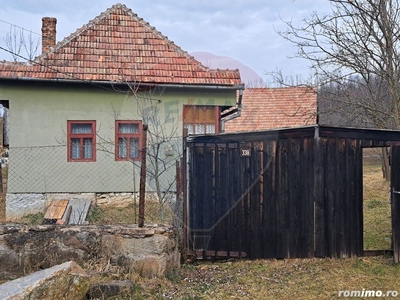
[{"left": 0, "top": 19, "right": 41, "bottom": 36}]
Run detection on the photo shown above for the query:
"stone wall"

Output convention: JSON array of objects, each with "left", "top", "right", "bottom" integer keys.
[{"left": 0, "top": 224, "right": 180, "bottom": 280}]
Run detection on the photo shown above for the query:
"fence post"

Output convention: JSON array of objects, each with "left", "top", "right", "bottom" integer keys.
[
  {"left": 138, "top": 124, "right": 148, "bottom": 228},
  {"left": 182, "top": 128, "right": 189, "bottom": 259}
]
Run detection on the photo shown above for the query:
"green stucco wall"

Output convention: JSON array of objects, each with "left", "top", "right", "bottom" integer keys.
[{"left": 0, "top": 81, "right": 236, "bottom": 193}]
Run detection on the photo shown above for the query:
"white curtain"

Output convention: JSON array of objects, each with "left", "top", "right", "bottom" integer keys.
[
  {"left": 71, "top": 124, "right": 93, "bottom": 159},
  {"left": 119, "top": 123, "right": 138, "bottom": 134}
]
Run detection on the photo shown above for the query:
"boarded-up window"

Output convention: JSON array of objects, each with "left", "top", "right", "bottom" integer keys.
[{"left": 183, "top": 106, "right": 219, "bottom": 135}]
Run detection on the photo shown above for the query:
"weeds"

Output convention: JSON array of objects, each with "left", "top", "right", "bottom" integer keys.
[{"left": 19, "top": 212, "right": 44, "bottom": 225}]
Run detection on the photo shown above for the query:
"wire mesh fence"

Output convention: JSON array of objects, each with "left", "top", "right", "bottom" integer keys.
[{"left": 4, "top": 143, "right": 182, "bottom": 226}]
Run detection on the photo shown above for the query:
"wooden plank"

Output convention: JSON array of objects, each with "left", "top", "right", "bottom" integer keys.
[
  {"left": 230, "top": 145, "right": 244, "bottom": 256},
  {"left": 241, "top": 143, "right": 251, "bottom": 257},
  {"left": 336, "top": 138, "right": 347, "bottom": 257},
  {"left": 391, "top": 146, "right": 400, "bottom": 263},
  {"left": 213, "top": 145, "right": 228, "bottom": 254},
  {"left": 288, "top": 137, "right": 301, "bottom": 258},
  {"left": 276, "top": 138, "right": 290, "bottom": 258},
  {"left": 204, "top": 146, "right": 214, "bottom": 251},
  {"left": 315, "top": 136, "right": 327, "bottom": 257},
  {"left": 44, "top": 200, "right": 69, "bottom": 220},
  {"left": 189, "top": 146, "right": 206, "bottom": 251},
  {"left": 263, "top": 140, "right": 277, "bottom": 258},
  {"left": 344, "top": 138, "right": 363, "bottom": 258},
  {"left": 302, "top": 137, "right": 315, "bottom": 258},
  {"left": 354, "top": 139, "right": 364, "bottom": 256},
  {"left": 250, "top": 141, "right": 262, "bottom": 258},
  {"left": 326, "top": 137, "right": 337, "bottom": 258}
]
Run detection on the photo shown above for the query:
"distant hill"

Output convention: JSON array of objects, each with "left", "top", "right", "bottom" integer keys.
[{"left": 190, "top": 51, "right": 263, "bottom": 86}]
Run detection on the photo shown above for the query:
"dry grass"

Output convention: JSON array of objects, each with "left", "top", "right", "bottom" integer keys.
[
  {"left": 86, "top": 200, "right": 175, "bottom": 225},
  {"left": 363, "top": 163, "right": 391, "bottom": 250},
  {"left": 84, "top": 256, "right": 400, "bottom": 299}
]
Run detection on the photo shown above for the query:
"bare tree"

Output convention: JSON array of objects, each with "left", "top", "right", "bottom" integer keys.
[
  {"left": 279, "top": 0, "right": 400, "bottom": 179},
  {"left": 133, "top": 86, "right": 181, "bottom": 221},
  {"left": 4, "top": 26, "right": 39, "bottom": 62},
  {"left": 280, "top": 0, "right": 400, "bottom": 128},
  {"left": 96, "top": 83, "right": 181, "bottom": 222}
]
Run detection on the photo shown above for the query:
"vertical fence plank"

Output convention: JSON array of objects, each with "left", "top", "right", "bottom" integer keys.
[
  {"left": 353, "top": 139, "right": 363, "bottom": 256},
  {"left": 276, "top": 138, "right": 290, "bottom": 258},
  {"left": 301, "top": 137, "right": 315, "bottom": 258},
  {"left": 315, "top": 136, "right": 326, "bottom": 257},
  {"left": 263, "top": 140, "right": 277, "bottom": 258},
  {"left": 241, "top": 143, "right": 252, "bottom": 257},
  {"left": 326, "top": 137, "right": 337, "bottom": 258},
  {"left": 230, "top": 143, "right": 243, "bottom": 256},
  {"left": 391, "top": 146, "right": 400, "bottom": 263},
  {"left": 336, "top": 138, "right": 347, "bottom": 257}
]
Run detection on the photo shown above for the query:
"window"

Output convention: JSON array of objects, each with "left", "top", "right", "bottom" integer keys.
[
  {"left": 115, "top": 120, "right": 142, "bottom": 161},
  {"left": 67, "top": 121, "right": 96, "bottom": 162},
  {"left": 183, "top": 105, "right": 219, "bottom": 135}
]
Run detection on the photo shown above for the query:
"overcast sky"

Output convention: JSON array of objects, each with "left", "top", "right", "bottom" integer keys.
[{"left": 0, "top": 0, "right": 331, "bottom": 82}]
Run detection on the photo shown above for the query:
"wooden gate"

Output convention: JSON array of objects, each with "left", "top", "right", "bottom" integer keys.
[{"left": 187, "top": 137, "right": 316, "bottom": 259}]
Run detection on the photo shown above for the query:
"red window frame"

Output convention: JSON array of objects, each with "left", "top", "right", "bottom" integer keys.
[
  {"left": 115, "top": 120, "right": 142, "bottom": 161},
  {"left": 67, "top": 120, "right": 96, "bottom": 162},
  {"left": 183, "top": 105, "right": 220, "bottom": 135}
]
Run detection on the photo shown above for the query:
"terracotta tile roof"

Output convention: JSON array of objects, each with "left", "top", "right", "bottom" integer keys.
[
  {"left": 0, "top": 3, "right": 241, "bottom": 86},
  {"left": 224, "top": 87, "right": 317, "bottom": 132}
]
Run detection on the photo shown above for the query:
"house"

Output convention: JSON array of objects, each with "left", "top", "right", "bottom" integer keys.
[
  {"left": 0, "top": 3, "right": 242, "bottom": 219},
  {"left": 223, "top": 87, "right": 317, "bottom": 132}
]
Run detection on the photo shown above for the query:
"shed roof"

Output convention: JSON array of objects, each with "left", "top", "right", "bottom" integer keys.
[
  {"left": 0, "top": 3, "right": 241, "bottom": 86},
  {"left": 188, "top": 125, "right": 400, "bottom": 145},
  {"left": 224, "top": 87, "right": 317, "bottom": 132}
]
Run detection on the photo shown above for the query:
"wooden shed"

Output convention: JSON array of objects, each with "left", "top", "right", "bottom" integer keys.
[{"left": 184, "top": 125, "right": 400, "bottom": 262}]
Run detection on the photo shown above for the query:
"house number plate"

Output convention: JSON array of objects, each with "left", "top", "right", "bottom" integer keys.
[{"left": 240, "top": 147, "right": 251, "bottom": 157}]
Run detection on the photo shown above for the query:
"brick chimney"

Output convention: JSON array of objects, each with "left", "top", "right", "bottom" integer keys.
[{"left": 41, "top": 17, "right": 57, "bottom": 53}]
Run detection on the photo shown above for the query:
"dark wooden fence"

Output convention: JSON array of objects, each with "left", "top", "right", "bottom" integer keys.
[{"left": 185, "top": 125, "right": 400, "bottom": 260}]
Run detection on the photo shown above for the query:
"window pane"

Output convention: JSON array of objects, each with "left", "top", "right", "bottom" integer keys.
[
  {"left": 195, "top": 124, "right": 204, "bottom": 134},
  {"left": 83, "top": 138, "right": 93, "bottom": 158},
  {"left": 119, "top": 123, "right": 138, "bottom": 134},
  {"left": 206, "top": 124, "right": 215, "bottom": 134},
  {"left": 71, "top": 138, "right": 80, "bottom": 159},
  {"left": 184, "top": 124, "right": 194, "bottom": 135},
  {"left": 72, "top": 124, "right": 92, "bottom": 134},
  {"left": 130, "top": 138, "right": 139, "bottom": 158},
  {"left": 119, "top": 138, "right": 127, "bottom": 158}
]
